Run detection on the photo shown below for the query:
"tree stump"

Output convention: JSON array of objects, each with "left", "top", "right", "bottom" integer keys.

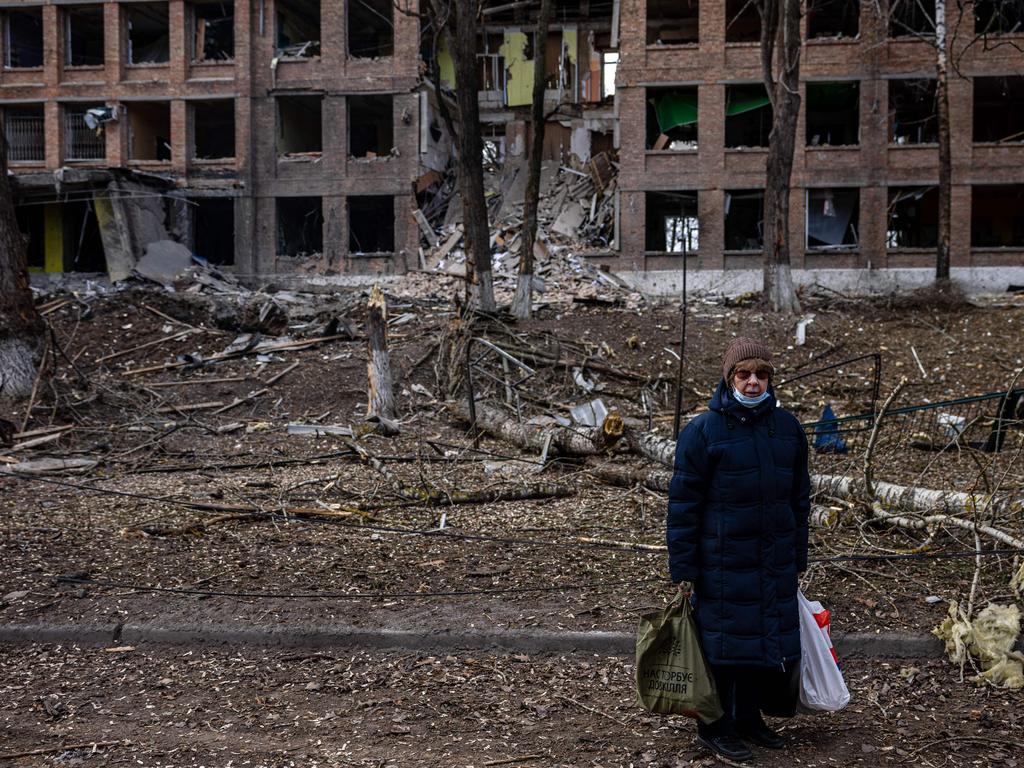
[{"left": 365, "top": 284, "right": 398, "bottom": 435}]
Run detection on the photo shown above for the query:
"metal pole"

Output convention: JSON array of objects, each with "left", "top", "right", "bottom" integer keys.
[{"left": 672, "top": 246, "right": 688, "bottom": 440}]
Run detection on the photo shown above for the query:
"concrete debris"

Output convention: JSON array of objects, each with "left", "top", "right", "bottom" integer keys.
[{"left": 134, "top": 240, "right": 194, "bottom": 287}]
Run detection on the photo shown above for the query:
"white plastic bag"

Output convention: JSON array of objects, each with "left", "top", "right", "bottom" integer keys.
[{"left": 798, "top": 590, "right": 851, "bottom": 711}]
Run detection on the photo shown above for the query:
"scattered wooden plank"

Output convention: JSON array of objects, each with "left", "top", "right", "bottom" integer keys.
[
  {"left": 154, "top": 401, "right": 225, "bottom": 414},
  {"left": 95, "top": 330, "right": 193, "bottom": 363}
]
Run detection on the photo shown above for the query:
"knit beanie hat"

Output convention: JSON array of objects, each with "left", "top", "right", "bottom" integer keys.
[{"left": 722, "top": 337, "right": 773, "bottom": 383}]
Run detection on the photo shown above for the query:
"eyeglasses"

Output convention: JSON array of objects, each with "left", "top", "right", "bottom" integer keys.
[{"left": 734, "top": 368, "right": 771, "bottom": 381}]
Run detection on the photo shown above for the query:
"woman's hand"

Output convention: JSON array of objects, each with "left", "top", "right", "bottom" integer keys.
[{"left": 676, "top": 581, "right": 693, "bottom": 597}]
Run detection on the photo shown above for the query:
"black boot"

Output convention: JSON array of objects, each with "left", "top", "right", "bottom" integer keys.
[
  {"left": 697, "top": 719, "right": 754, "bottom": 762},
  {"left": 737, "top": 716, "right": 786, "bottom": 750}
]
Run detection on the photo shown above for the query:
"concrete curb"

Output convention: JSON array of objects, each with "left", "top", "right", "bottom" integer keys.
[{"left": 0, "top": 623, "right": 946, "bottom": 657}]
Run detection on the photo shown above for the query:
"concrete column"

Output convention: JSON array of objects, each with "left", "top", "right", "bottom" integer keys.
[
  {"left": 699, "top": 186, "right": 724, "bottom": 269},
  {"left": 105, "top": 2, "right": 124, "bottom": 86},
  {"left": 170, "top": 99, "right": 188, "bottom": 174}
]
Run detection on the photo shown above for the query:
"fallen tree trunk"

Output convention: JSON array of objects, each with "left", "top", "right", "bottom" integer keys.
[
  {"left": 815, "top": 474, "right": 1023, "bottom": 518},
  {"left": 453, "top": 400, "right": 624, "bottom": 455}
]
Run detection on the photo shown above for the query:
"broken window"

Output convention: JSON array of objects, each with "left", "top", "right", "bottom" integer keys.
[
  {"left": 191, "top": 197, "right": 234, "bottom": 265},
  {"left": 806, "top": 187, "right": 859, "bottom": 249},
  {"left": 646, "top": 87, "right": 697, "bottom": 150},
  {"left": 348, "top": 196, "right": 395, "bottom": 254},
  {"left": 3, "top": 8, "right": 44, "bottom": 68},
  {"left": 276, "top": 0, "right": 320, "bottom": 58},
  {"left": 192, "top": 99, "right": 235, "bottom": 159},
  {"left": 972, "top": 185, "right": 1024, "bottom": 247},
  {"left": 974, "top": 76, "right": 1024, "bottom": 143},
  {"left": 646, "top": 191, "right": 699, "bottom": 253},
  {"left": 807, "top": 0, "right": 859, "bottom": 39},
  {"left": 277, "top": 196, "right": 323, "bottom": 256},
  {"left": 887, "top": 186, "right": 938, "bottom": 248},
  {"left": 542, "top": 31, "right": 577, "bottom": 98},
  {"left": 63, "top": 104, "right": 106, "bottom": 160},
  {"left": 647, "top": 0, "right": 698, "bottom": 45},
  {"left": 889, "top": 78, "right": 938, "bottom": 144},
  {"left": 276, "top": 95, "right": 322, "bottom": 158},
  {"left": 975, "top": 1, "right": 1024, "bottom": 34},
  {"left": 348, "top": 94, "right": 393, "bottom": 159},
  {"left": 3, "top": 105, "right": 45, "bottom": 163},
  {"left": 477, "top": 33, "right": 505, "bottom": 93},
  {"left": 601, "top": 51, "right": 618, "bottom": 99},
  {"left": 348, "top": 0, "right": 393, "bottom": 58},
  {"left": 64, "top": 199, "right": 107, "bottom": 272},
  {"left": 128, "top": 101, "right": 172, "bottom": 161},
  {"left": 126, "top": 3, "right": 169, "bottom": 64},
  {"left": 725, "top": 84, "right": 772, "bottom": 148},
  {"left": 724, "top": 190, "right": 764, "bottom": 251},
  {"left": 726, "top": 0, "right": 761, "bottom": 42},
  {"left": 890, "top": 0, "right": 935, "bottom": 37},
  {"left": 805, "top": 81, "right": 859, "bottom": 146},
  {"left": 190, "top": 0, "right": 234, "bottom": 61},
  {"left": 64, "top": 6, "right": 105, "bottom": 67},
  {"left": 14, "top": 204, "right": 45, "bottom": 270}
]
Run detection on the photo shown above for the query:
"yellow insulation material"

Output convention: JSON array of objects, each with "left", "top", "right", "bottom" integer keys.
[{"left": 934, "top": 601, "right": 1023, "bottom": 689}]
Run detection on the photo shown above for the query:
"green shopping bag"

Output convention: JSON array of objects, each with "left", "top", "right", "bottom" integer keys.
[{"left": 635, "top": 593, "right": 723, "bottom": 723}]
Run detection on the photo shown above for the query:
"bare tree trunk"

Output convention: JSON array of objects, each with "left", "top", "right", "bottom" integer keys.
[
  {"left": 365, "top": 284, "right": 398, "bottom": 434},
  {"left": 935, "top": 0, "right": 952, "bottom": 285},
  {"left": 760, "top": 0, "right": 802, "bottom": 314},
  {"left": 451, "top": 0, "right": 495, "bottom": 312},
  {"left": 512, "top": 0, "right": 554, "bottom": 320},
  {"left": 0, "top": 132, "right": 44, "bottom": 399}
]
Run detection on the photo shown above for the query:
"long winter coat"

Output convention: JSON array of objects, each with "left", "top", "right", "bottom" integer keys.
[{"left": 667, "top": 380, "right": 810, "bottom": 668}]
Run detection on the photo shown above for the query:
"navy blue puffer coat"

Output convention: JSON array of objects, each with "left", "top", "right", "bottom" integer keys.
[{"left": 667, "top": 380, "right": 810, "bottom": 668}]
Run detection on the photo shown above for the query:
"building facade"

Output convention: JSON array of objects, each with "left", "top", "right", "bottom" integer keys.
[{"left": 3, "top": 0, "right": 1023, "bottom": 284}]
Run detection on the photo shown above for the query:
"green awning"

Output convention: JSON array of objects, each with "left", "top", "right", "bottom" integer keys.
[
  {"left": 652, "top": 92, "right": 698, "bottom": 133},
  {"left": 726, "top": 94, "right": 771, "bottom": 117}
]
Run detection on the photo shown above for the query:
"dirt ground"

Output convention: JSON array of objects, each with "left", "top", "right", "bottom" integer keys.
[{"left": 2, "top": 280, "right": 1023, "bottom": 764}]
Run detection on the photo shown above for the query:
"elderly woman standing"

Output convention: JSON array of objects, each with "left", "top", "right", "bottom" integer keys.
[{"left": 667, "top": 337, "right": 811, "bottom": 762}]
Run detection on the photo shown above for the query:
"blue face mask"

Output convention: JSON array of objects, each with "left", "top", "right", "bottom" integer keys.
[{"left": 732, "top": 387, "right": 770, "bottom": 408}]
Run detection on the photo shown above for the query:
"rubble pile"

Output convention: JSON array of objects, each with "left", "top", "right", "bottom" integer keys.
[{"left": 415, "top": 151, "right": 643, "bottom": 309}]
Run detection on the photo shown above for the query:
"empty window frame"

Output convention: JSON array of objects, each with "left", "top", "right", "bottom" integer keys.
[
  {"left": 277, "top": 196, "right": 323, "bottom": 256},
  {"left": 807, "top": 0, "right": 859, "bottom": 39},
  {"left": 3, "top": 8, "right": 44, "bottom": 68},
  {"left": 806, "top": 81, "right": 859, "bottom": 146},
  {"left": 191, "top": 197, "right": 235, "bottom": 265},
  {"left": 190, "top": 0, "right": 234, "bottom": 61},
  {"left": 646, "top": 87, "right": 698, "bottom": 150},
  {"left": 276, "top": 0, "right": 320, "bottom": 58},
  {"left": 889, "top": 0, "right": 935, "bottom": 37},
  {"left": 276, "top": 95, "right": 322, "bottom": 157},
  {"left": 477, "top": 33, "right": 505, "bottom": 93},
  {"left": 348, "top": 195, "right": 395, "bottom": 253},
  {"left": 192, "top": 99, "right": 235, "bottom": 159},
  {"left": 64, "top": 199, "right": 107, "bottom": 272},
  {"left": 972, "top": 185, "right": 1024, "bottom": 247},
  {"left": 14, "top": 203, "right": 45, "bottom": 270},
  {"left": 348, "top": 0, "right": 393, "bottom": 58},
  {"left": 975, "top": 0, "right": 1024, "bottom": 34},
  {"left": 889, "top": 78, "right": 938, "bottom": 144},
  {"left": 63, "top": 104, "right": 106, "bottom": 160},
  {"left": 645, "top": 191, "right": 699, "bottom": 253},
  {"left": 601, "top": 51, "right": 618, "bottom": 99},
  {"left": 647, "top": 0, "right": 698, "bottom": 45},
  {"left": 725, "top": 0, "right": 760, "bottom": 42},
  {"left": 128, "top": 101, "right": 172, "bottom": 161},
  {"left": 725, "top": 84, "right": 771, "bottom": 148},
  {"left": 724, "top": 190, "right": 764, "bottom": 251},
  {"left": 807, "top": 188, "right": 859, "bottom": 249},
  {"left": 64, "top": 6, "right": 105, "bottom": 67},
  {"left": 3, "top": 104, "right": 45, "bottom": 162},
  {"left": 887, "top": 186, "right": 938, "bottom": 248},
  {"left": 974, "top": 76, "right": 1024, "bottom": 143},
  {"left": 348, "top": 94, "right": 393, "bottom": 158},
  {"left": 126, "top": 3, "right": 169, "bottom": 64}
]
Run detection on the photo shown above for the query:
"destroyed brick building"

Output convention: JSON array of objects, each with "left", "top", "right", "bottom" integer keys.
[{"left": 3, "top": 0, "right": 1024, "bottom": 289}]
